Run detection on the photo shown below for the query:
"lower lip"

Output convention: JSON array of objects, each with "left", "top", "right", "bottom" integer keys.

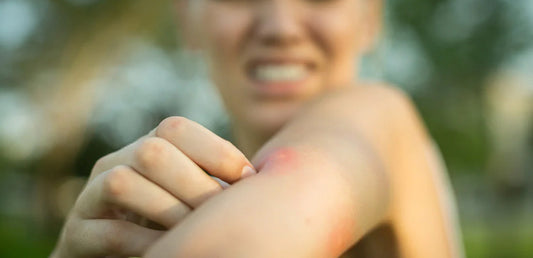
[{"left": 249, "top": 75, "right": 311, "bottom": 99}]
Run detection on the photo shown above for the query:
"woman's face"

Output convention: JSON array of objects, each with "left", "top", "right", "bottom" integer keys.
[{"left": 184, "top": 0, "right": 379, "bottom": 135}]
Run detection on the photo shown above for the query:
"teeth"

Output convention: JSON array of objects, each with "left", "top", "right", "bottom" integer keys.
[{"left": 254, "top": 64, "right": 307, "bottom": 82}]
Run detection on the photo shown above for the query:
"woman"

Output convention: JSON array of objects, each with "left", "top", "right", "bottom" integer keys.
[{"left": 52, "top": 0, "right": 463, "bottom": 257}]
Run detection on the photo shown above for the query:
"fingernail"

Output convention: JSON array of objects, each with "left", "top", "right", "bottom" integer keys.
[
  {"left": 212, "top": 176, "right": 230, "bottom": 189},
  {"left": 241, "top": 165, "right": 257, "bottom": 178}
]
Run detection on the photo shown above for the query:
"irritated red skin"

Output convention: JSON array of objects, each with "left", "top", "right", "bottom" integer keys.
[
  {"left": 255, "top": 147, "right": 301, "bottom": 173},
  {"left": 256, "top": 147, "right": 357, "bottom": 257}
]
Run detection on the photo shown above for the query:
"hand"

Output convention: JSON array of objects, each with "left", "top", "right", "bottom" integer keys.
[{"left": 51, "top": 116, "right": 256, "bottom": 258}]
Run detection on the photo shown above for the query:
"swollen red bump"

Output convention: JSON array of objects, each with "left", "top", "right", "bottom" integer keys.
[{"left": 256, "top": 147, "right": 301, "bottom": 173}]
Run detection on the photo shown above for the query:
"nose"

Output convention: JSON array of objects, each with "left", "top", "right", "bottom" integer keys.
[{"left": 254, "top": 1, "right": 304, "bottom": 46}]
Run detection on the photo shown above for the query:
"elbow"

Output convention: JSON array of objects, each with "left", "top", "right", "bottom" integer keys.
[{"left": 255, "top": 145, "right": 391, "bottom": 256}]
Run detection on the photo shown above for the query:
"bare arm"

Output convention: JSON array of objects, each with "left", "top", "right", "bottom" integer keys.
[
  {"left": 386, "top": 95, "right": 464, "bottom": 258},
  {"left": 145, "top": 85, "right": 461, "bottom": 257}
]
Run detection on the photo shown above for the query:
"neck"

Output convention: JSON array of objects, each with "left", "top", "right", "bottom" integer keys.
[{"left": 232, "top": 123, "right": 273, "bottom": 160}]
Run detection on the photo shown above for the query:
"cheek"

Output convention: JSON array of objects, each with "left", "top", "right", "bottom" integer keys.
[
  {"left": 203, "top": 6, "right": 250, "bottom": 64},
  {"left": 309, "top": 8, "right": 366, "bottom": 83},
  {"left": 201, "top": 5, "right": 252, "bottom": 107},
  {"left": 320, "top": 18, "right": 362, "bottom": 58}
]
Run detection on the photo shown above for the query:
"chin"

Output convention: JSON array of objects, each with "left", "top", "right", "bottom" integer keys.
[{"left": 241, "top": 99, "right": 303, "bottom": 137}]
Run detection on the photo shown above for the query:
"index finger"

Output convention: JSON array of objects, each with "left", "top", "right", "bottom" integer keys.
[{"left": 155, "top": 116, "right": 256, "bottom": 183}]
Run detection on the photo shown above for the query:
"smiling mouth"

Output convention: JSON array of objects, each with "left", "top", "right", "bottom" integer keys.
[
  {"left": 252, "top": 63, "right": 308, "bottom": 83},
  {"left": 245, "top": 59, "right": 316, "bottom": 98}
]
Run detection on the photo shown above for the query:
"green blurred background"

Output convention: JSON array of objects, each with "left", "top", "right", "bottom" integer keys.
[{"left": 0, "top": 0, "right": 531, "bottom": 257}]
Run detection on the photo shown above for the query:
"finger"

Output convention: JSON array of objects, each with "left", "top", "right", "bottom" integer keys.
[
  {"left": 155, "top": 116, "right": 256, "bottom": 183},
  {"left": 90, "top": 118, "right": 257, "bottom": 184},
  {"left": 78, "top": 165, "right": 191, "bottom": 228},
  {"left": 130, "top": 137, "right": 225, "bottom": 207},
  {"left": 89, "top": 130, "right": 156, "bottom": 181},
  {"left": 88, "top": 136, "right": 226, "bottom": 208},
  {"left": 68, "top": 219, "right": 163, "bottom": 257}
]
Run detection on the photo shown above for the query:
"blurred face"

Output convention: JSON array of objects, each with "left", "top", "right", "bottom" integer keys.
[{"left": 183, "top": 0, "right": 379, "bottom": 136}]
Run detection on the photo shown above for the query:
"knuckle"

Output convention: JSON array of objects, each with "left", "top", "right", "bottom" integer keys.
[
  {"left": 93, "top": 157, "right": 107, "bottom": 171},
  {"left": 91, "top": 153, "right": 113, "bottom": 176},
  {"left": 102, "top": 166, "right": 131, "bottom": 201},
  {"left": 156, "top": 116, "right": 189, "bottom": 138},
  {"left": 134, "top": 137, "right": 169, "bottom": 170}
]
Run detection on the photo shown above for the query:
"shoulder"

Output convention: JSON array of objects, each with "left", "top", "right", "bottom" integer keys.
[
  {"left": 318, "top": 81, "right": 418, "bottom": 119},
  {"left": 354, "top": 82, "right": 417, "bottom": 113},
  {"left": 354, "top": 82, "right": 427, "bottom": 135}
]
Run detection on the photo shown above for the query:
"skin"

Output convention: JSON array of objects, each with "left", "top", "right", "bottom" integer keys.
[
  {"left": 144, "top": 85, "right": 459, "bottom": 257},
  {"left": 52, "top": 118, "right": 256, "bottom": 257},
  {"left": 52, "top": 0, "right": 463, "bottom": 257},
  {"left": 180, "top": 0, "right": 381, "bottom": 155}
]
